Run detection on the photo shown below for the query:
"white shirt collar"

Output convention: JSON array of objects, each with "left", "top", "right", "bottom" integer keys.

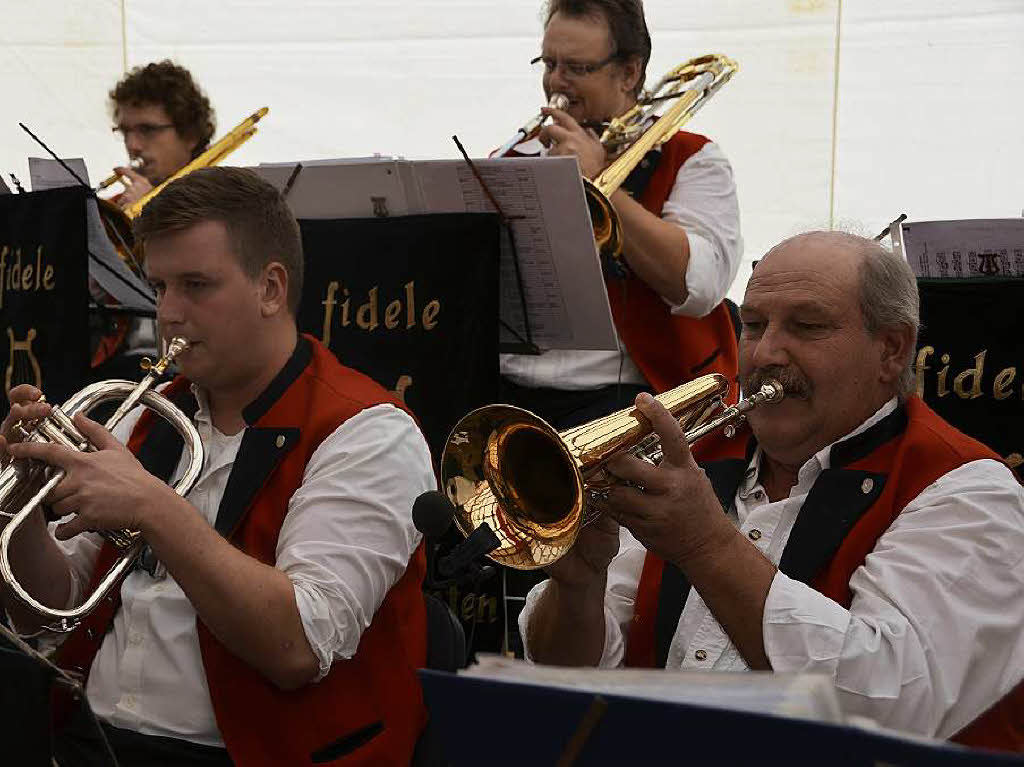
[{"left": 741, "top": 397, "right": 899, "bottom": 497}]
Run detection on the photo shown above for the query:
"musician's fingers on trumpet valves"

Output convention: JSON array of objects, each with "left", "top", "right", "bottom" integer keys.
[
  {"left": 6, "top": 412, "right": 161, "bottom": 539},
  {"left": 600, "top": 392, "right": 731, "bottom": 567}
]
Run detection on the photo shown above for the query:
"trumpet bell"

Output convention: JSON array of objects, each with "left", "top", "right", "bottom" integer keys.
[{"left": 441, "top": 374, "right": 730, "bottom": 570}]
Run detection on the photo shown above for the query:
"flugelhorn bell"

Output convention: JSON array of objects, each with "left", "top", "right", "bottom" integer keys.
[
  {"left": 0, "top": 337, "right": 204, "bottom": 633},
  {"left": 441, "top": 373, "right": 783, "bottom": 570}
]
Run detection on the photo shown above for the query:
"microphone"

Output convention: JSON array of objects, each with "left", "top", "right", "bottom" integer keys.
[
  {"left": 412, "top": 491, "right": 499, "bottom": 585},
  {"left": 412, "top": 491, "right": 456, "bottom": 539},
  {"left": 437, "top": 522, "right": 500, "bottom": 579}
]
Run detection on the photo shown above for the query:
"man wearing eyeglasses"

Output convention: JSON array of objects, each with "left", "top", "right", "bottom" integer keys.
[
  {"left": 500, "top": 0, "right": 742, "bottom": 433},
  {"left": 107, "top": 61, "right": 216, "bottom": 208}
]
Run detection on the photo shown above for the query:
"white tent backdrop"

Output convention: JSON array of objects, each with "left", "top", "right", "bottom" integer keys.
[{"left": 2, "top": 0, "right": 1022, "bottom": 302}]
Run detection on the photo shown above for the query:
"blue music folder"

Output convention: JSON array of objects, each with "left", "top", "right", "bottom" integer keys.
[{"left": 419, "top": 669, "right": 1021, "bottom": 766}]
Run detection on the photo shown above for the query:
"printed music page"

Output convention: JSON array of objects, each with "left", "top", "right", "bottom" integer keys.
[
  {"left": 27, "top": 158, "right": 156, "bottom": 311},
  {"left": 253, "top": 160, "right": 410, "bottom": 219},
  {"left": 464, "top": 655, "right": 844, "bottom": 724},
  {"left": 897, "top": 218, "right": 1024, "bottom": 279},
  {"left": 409, "top": 156, "right": 618, "bottom": 352}
]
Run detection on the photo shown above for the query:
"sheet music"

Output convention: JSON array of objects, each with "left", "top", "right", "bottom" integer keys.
[
  {"left": 28, "top": 156, "right": 90, "bottom": 190},
  {"left": 251, "top": 156, "right": 617, "bottom": 351},
  {"left": 27, "top": 158, "right": 156, "bottom": 311},
  {"left": 463, "top": 655, "right": 844, "bottom": 723},
  {"left": 85, "top": 199, "right": 156, "bottom": 311},
  {"left": 899, "top": 218, "right": 1024, "bottom": 279},
  {"left": 410, "top": 156, "right": 616, "bottom": 351},
  {"left": 253, "top": 161, "right": 410, "bottom": 219}
]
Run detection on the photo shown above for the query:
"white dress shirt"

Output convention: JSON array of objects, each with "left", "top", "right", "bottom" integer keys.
[
  {"left": 500, "top": 139, "right": 743, "bottom": 390},
  {"left": 55, "top": 386, "right": 435, "bottom": 747},
  {"left": 520, "top": 399, "right": 1024, "bottom": 738}
]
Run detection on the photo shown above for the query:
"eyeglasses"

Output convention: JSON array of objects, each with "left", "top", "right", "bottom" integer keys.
[
  {"left": 531, "top": 53, "right": 618, "bottom": 78},
  {"left": 112, "top": 123, "right": 175, "bottom": 139}
]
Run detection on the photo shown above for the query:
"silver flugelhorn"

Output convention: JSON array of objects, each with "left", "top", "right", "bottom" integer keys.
[{"left": 0, "top": 337, "right": 204, "bottom": 633}]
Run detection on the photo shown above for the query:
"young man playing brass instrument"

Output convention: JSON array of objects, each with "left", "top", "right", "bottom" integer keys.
[
  {"left": 521, "top": 232, "right": 1024, "bottom": 751},
  {"left": 104, "top": 60, "right": 216, "bottom": 208},
  {"left": 1, "top": 168, "right": 435, "bottom": 765},
  {"left": 499, "top": 0, "right": 743, "bottom": 428}
]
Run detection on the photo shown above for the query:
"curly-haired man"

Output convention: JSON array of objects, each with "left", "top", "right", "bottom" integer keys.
[{"left": 107, "top": 60, "right": 216, "bottom": 207}]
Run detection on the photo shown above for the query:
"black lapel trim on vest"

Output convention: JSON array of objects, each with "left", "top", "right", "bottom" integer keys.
[
  {"left": 829, "top": 403, "right": 908, "bottom": 468},
  {"left": 654, "top": 449, "right": 752, "bottom": 668},
  {"left": 214, "top": 426, "right": 301, "bottom": 538},
  {"left": 690, "top": 348, "right": 721, "bottom": 376},
  {"left": 241, "top": 334, "right": 310, "bottom": 426},
  {"left": 621, "top": 148, "right": 662, "bottom": 199},
  {"left": 777, "top": 402, "right": 908, "bottom": 585},
  {"left": 135, "top": 385, "right": 198, "bottom": 484}
]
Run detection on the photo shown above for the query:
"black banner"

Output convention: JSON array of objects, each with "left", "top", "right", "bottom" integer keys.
[
  {"left": 916, "top": 278, "right": 1023, "bottom": 472},
  {"left": 0, "top": 188, "right": 89, "bottom": 420},
  {"left": 297, "top": 213, "right": 500, "bottom": 461}
]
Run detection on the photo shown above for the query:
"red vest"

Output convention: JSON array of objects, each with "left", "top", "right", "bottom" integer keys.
[
  {"left": 624, "top": 396, "right": 1022, "bottom": 751},
  {"left": 56, "top": 335, "right": 429, "bottom": 765},
  {"left": 503, "top": 131, "right": 739, "bottom": 401},
  {"left": 608, "top": 130, "right": 739, "bottom": 401}
]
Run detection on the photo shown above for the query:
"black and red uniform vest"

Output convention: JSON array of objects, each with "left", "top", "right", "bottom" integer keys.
[
  {"left": 623, "top": 396, "right": 1023, "bottom": 752},
  {"left": 504, "top": 131, "right": 739, "bottom": 399},
  {"left": 608, "top": 130, "right": 738, "bottom": 399},
  {"left": 56, "top": 334, "right": 429, "bottom": 765}
]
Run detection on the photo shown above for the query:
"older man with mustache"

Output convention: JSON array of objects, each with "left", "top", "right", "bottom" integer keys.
[{"left": 520, "top": 231, "right": 1024, "bottom": 751}]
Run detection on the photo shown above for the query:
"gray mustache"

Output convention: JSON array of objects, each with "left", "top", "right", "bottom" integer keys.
[{"left": 743, "top": 366, "right": 812, "bottom": 400}]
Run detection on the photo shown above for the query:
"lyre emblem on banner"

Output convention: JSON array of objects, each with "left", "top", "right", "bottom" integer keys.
[
  {"left": 371, "top": 196, "right": 390, "bottom": 218},
  {"left": 392, "top": 374, "right": 413, "bottom": 404},
  {"left": 978, "top": 251, "right": 1000, "bottom": 276},
  {"left": 5, "top": 327, "right": 42, "bottom": 396}
]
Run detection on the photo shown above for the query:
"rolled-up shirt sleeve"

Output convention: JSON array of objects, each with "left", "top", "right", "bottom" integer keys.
[
  {"left": 520, "top": 525, "right": 647, "bottom": 667},
  {"left": 660, "top": 141, "right": 743, "bottom": 318},
  {"left": 763, "top": 459, "right": 1024, "bottom": 738},
  {"left": 274, "top": 404, "right": 435, "bottom": 679}
]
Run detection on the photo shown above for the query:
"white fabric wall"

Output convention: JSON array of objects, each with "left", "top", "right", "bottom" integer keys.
[{"left": 3, "top": 1, "right": 1022, "bottom": 302}]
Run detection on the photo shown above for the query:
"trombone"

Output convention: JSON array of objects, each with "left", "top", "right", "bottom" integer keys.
[
  {"left": 497, "top": 54, "right": 737, "bottom": 260},
  {"left": 95, "top": 156, "right": 143, "bottom": 192}
]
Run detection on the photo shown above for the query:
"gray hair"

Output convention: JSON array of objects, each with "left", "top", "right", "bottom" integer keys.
[
  {"left": 765, "top": 231, "right": 920, "bottom": 397},
  {"left": 857, "top": 237, "right": 920, "bottom": 397}
]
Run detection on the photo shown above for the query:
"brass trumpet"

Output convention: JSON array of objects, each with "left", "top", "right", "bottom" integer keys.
[
  {"left": 0, "top": 337, "right": 204, "bottom": 633},
  {"left": 440, "top": 374, "right": 782, "bottom": 570}
]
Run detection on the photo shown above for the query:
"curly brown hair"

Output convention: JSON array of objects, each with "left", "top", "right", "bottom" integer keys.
[{"left": 109, "top": 60, "right": 216, "bottom": 157}]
